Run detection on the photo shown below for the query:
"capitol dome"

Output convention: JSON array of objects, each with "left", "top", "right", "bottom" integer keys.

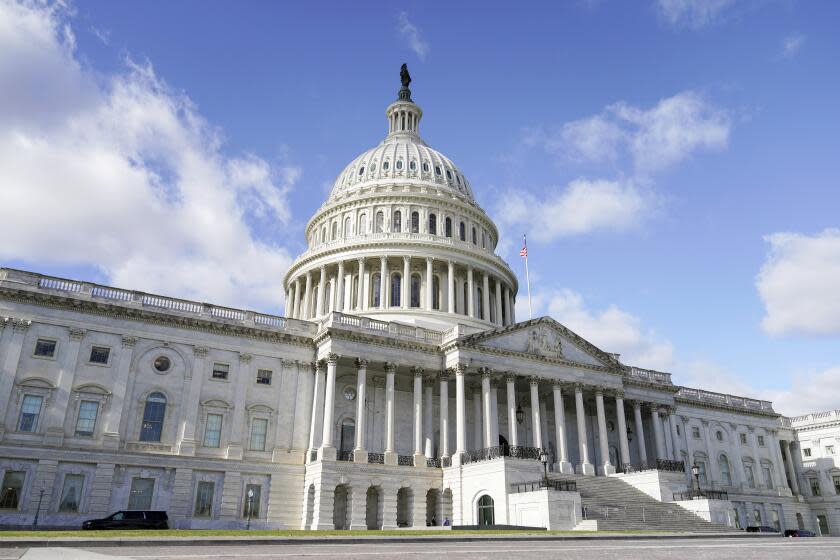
[{"left": 283, "top": 67, "right": 518, "bottom": 331}]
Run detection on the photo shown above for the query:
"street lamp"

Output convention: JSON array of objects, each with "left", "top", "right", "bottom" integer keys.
[
  {"left": 539, "top": 449, "right": 549, "bottom": 485},
  {"left": 691, "top": 463, "right": 702, "bottom": 498},
  {"left": 33, "top": 488, "right": 44, "bottom": 527},
  {"left": 246, "top": 488, "right": 254, "bottom": 530},
  {"left": 515, "top": 404, "right": 524, "bottom": 425}
]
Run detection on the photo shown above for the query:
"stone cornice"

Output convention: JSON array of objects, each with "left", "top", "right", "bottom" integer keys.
[
  {"left": 313, "top": 325, "right": 441, "bottom": 356},
  {"left": 1, "top": 287, "right": 317, "bottom": 350}
]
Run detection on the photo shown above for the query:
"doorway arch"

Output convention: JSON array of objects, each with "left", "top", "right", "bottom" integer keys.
[
  {"left": 477, "top": 494, "right": 495, "bottom": 526},
  {"left": 333, "top": 485, "right": 349, "bottom": 530}
]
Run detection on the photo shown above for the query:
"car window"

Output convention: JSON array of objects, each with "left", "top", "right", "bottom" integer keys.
[{"left": 110, "top": 512, "right": 124, "bottom": 520}]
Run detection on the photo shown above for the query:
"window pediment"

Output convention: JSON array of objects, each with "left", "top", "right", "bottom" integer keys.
[{"left": 16, "top": 377, "right": 56, "bottom": 390}]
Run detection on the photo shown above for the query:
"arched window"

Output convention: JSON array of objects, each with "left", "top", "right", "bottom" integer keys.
[
  {"left": 331, "top": 221, "right": 338, "bottom": 240},
  {"left": 477, "top": 495, "right": 495, "bottom": 526},
  {"left": 359, "top": 214, "right": 367, "bottom": 235},
  {"left": 311, "top": 286, "right": 319, "bottom": 317},
  {"left": 445, "top": 217, "right": 452, "bottom": 238},
  {"left": 344, "top": 217, "right": 351, "bottom": 238},
  {"left": 383, "top": 160, "right": 390, "bottom": 171},
  {"left": 393, "top": 211, "right": 402, "bottom": 233},
  {"left": 321, "top": 226, "right": 327, "bottom": 244},
  {"left": 432, "top": 275, "right": 440, "bottom": 310},
  {"left": 481, "top": 232, "right": 486, "bottom": 248},
  {"left": 429, "top": 214, "right": 437, "bottom": 235},
  {"left": 396, "top": 159, "right": 403, "bottom": 170},
  {"left": 375, "top": 211, "right": 384, "bottom": 233},
  {"left": 422, "top": 162, "right": 429, "bottom": 173},
  {"left": 410, "top": 274, "right": 421, "bottom": 308},
  {"left": 459, "top": 222, "right": 466, "bottom": 241},
  {"left": 409, "top": 160, "right": 416, "bottom": 171},
  {"left": 371, "top": 274, "right": 381, "bottom": 308},
  {"left": 719, "top": 454, "right": 732, "bottom": 485},
  {"left": 472, "top": 227, "right": 477, "bottom": 244},
  {"left": 139, "top": 392, "right": 166, "bottom": 442},
  {"left": 411, "top": 211, "right": 419, "bottom": 233},
  {"left": 390, "top": 273, "right": 402, "bottom": 307}
]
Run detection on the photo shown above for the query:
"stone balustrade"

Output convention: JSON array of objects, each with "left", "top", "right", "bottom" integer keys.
[
  {"left": 676, "top": 386, "right": 775, "bottom": 413},
  {"left": 626, "top": 366, "right": 673, "bottom": 386},
  {"left": 788, "top": 409, "right": 840, "bottom": 426}
]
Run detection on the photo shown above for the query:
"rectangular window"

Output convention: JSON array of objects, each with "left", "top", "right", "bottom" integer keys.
[
  {"left": 250, "top": 418, "right": 268, "bottom": 451},
  {"left": 74, "top": 400, "right": 99, "bottom": 437},
  {"left": 745, "top": 464, "right": 756, "bottom": 488},
  {"left": 804, "top": 448, "right": 812, "bottom": 457},
  {"left": 740, "top": 433, "right": 747, "bottom": 445},
  {"left": 691, "top": 426, "right": 701, "bottom": 439},
  {"left": 810, "top": 477, "right": 821, "bottom": 496},
  {"left": 127, "top": 478, "right": 154, "bottom": 510},
  {"left": 33, "top": 338, "right": 56, "bottom": 358},
  {"left": 243, "top": 484, "right": 261, "bottom": 518},
  {"left": 0, "top": 471, "right": 25, "bottom": 510},
  {"left": 203, "top": 414, "right": 223, "bottom": 448},
  {"left": 697, "top": 461, "right": 707, "bottom": 485},
  {"left": 758, "top": 435, "right": 765, "bottom": 446},
  {"left": 256, "top": 369, "right": 272, "bottom": 385},
  {"left": 18, "top": 394, "right": 43, "bottom": 432},
  {"left": 194, "top": 481, "right": 214, "bottom": 517},
  {"left": 762, "top": 466, "right": 772, "bottom": 489},
  {"left": 88, "top": 346, "right": 110, "bottom": 364},
  {"left": 826, "top": 445, "right": 835, "bottom": 455},
  {"left": 58, "top": 474, "right": 84, "bottom": 513},
  {"left": 833, "top": 475, "right": 840, "bottom": 495},
  {"left": 212, "top": 363, "right": 229, "bottom": 380}
]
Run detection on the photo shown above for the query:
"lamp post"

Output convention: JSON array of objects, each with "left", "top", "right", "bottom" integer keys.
[
  {"left": 691, "top": 463, "right": 702, "bottom": 498},
  {"left": 540, "top": 449, "right": 549, "bottom": 485},
  {"left": 246, "top": 488, "right": 254, "bottom": 530},
  {"left": 515, "top": 404, "right": 524, "bottom": 426},
  {"left": 33, "top": 488, "right": 44, "bottom": 527}
]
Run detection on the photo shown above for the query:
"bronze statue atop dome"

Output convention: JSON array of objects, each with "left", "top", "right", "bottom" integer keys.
[{"left": 400, "top": 63, "right": 411, "bottom": 88}]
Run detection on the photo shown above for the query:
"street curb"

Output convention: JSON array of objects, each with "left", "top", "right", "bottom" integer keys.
[{"left": 0, "top": 532, "right": 777, "bottom": 549}]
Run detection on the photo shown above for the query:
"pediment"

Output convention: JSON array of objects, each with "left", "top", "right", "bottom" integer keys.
[{"left": 457, "top": 317, "right": 620, "bottom": 369}]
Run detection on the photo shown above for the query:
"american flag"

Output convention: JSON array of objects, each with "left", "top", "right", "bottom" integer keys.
[{"left": 520, "top": 235, "right": 528, "bottom": 258}]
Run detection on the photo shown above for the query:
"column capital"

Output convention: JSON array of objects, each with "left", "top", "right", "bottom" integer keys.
[
  {"left": 478, "top": 367, "right": 492, "bottom": 378},
  {"left": 594, "top": 386, "right": 605, "bottom": 397},
  {"left": 505, "top": 373, "right": 518, "bottom": 384},
  {"left": 384, "top": 362, "right": 397, "bottom": 374},
  {"left": 573, "top": 382, "right": 585, "bottom": 392},
  {"left": 315, "top": 360, "right": 326, "bottom": 374},
  {"left": 9, "top": 318, "right": 31, "bottom": 333},
  {"left": 380, "top": 255, "right": 388, "bottom": 263},
  {"left": 630, "top": 399, "right": 643, "bottom": 409},
  {"left": 437, "top": 370, "right": 450, "bottom": 381},
  {"left": 326, "top": 353, "right": 340, "bottom": 365},
  {"left": 552, "top": 381, "right": 566, "bottom": 390},
  {"left": 193, "top": 346, "right": 208, "bottom": 357},
  {"left": 529, "top": 376, "right": 540, "bottom": 387},
  {"left": 121, "top": 336, "right": 137, "bottom": 349},
  {"left": 239, "top": 353, "right": 253, "bottom": 364},
  {"left": 358, "top": 257, "right": 365, "bottom": 266},
  {"left": 68, "top": 327, "right": 86, "bottom": 341},
  {"left": 403, "top": 255, "right": 410, "bottom": 263},
  {"left": 614, "top": 390, "right": 625, "bottom": 399},
  {"left": 680, "top": 414, "right": 691, "bottom": 423},
  {"left": 454, "top": 363, "right": 468, "bottom": 375},
  {"left": 411, "top": 366, "right": 425, "bottom": 377},
  {"left": 425, "top": 256, "right": 433, "bottom": 263},
  {"left": 355, "top": 358, "right": 369, "bottom": 369}
]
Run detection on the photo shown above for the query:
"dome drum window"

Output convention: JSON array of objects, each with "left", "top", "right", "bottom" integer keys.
[
  {"left": 396, "top": 159, "right": 403, "bottom": 170},
  {"left": 358, "top": 166, "right": 365, "bottom": 175},
  {"left": 383, "top": 160, "right": 390, "bottom": 170}
]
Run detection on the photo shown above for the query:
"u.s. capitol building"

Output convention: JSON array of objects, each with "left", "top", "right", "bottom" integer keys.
[{"left": 1, "top": 69, "right": 837, "bottom": 534}]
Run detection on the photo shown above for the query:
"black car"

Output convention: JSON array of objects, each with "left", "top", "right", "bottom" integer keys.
[
  {"left": 784, "top": 529, "right": 817, "bottom": 537},
  {"left": 746, "top": 525, "right": 780, "bottom": 533},
  {"left": 82, "top": 510, "right": 168, "bottom": 530}
]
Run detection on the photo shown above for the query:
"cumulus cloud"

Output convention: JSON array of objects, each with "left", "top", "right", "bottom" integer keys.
[
  {"left": 397, "top": 12, "right": 429, "bottom": 61},
  {"left": 0, "top": 1, "right": 299, "bottom": 312},
  {"left": 497, "top": 179, "right": 650, "bottom": 242},
  {"left": 519, "top": 288, "right": 675, "bottom": 370},
  {"left": 756, "top": 229, "right": 840, "bottom": 337},
  {"left": 656, "top": 0, "right": 736, "bottom": 29},
  {"left": 780, "top": 33, "right": 805, "bottom": 59}
]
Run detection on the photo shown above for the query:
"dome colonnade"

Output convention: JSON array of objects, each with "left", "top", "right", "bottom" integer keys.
[{"left": 283, "top": 82, "right": 517, "bottom": 330}]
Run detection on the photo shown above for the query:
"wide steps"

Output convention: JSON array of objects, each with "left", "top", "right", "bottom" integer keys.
[{"left": 552, "top": 473, "right": 735, "bottom": 533}]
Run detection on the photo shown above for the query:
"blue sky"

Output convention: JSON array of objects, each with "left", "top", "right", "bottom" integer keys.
[{"left": 1, "top": 0, "right": 838, "bottom": 414}]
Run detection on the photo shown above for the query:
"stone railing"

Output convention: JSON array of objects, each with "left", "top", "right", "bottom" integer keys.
[
  {"left": 326, "top": 312, "right": 445, "bottom": 345},
  {"left": 626, "top": 366, "right": 673, "bottom": 386},
  {"left": 673, "top": 489, "right": 729, "bottom": 501},
  {"left": 460, "top": 444, "right": 542, "bottom": 465},
  {"left": 677, "top": 387, "right": 775, "bottom": 413},
  {"left": 620, "top": 459, "right": 685, "bottom": 474},
  {"left": 0, "top": 268, "right": 317, "bottom": 338},
  {"left": 510, "top": 479, "right": 577, "bottom": 494},
  {"left": 397, "top": 455, "right": 414, "bottom": 467},
  {"left": 367, "top": 452, "right": 385, "bottom": 464},
  {"left": 789, "top": 410, "right": 840, "bottom": 427}
]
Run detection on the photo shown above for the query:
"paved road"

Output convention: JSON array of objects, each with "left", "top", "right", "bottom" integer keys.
[{"left": 2, "top": 538, "right": 840, "bottom": 560}]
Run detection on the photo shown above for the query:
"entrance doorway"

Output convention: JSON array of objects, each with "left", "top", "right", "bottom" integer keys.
[{"left": 477, "top": 494, "right": 494, "bottom": 526}]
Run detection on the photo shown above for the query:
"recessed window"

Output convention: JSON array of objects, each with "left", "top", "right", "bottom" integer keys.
[
  {"left": 434, "top": 165, "right": 441, "bottom": 175},
  {"left": 243, "top": 484, "right": 261, "bottom": 518},
  {"left": 757, "top": 435, "right": 765, "bottom": 446},
  {"left": 250, "top": 418, "right": 268, "bottom": 451},
  {"left": 716, "top": 431, "right": 723, "bottom": 442},
  {"left": 383, "top": 161, "right": 390, "bottom": 170},
  {"left": 409, "top": 160, "right": 416, "bottom": 171},
  {"left": 153, "top": 356, "right": 171, "bottom": 372},
  {"left": 676, "top": 424, "right": 681, "bottom": 436},
  {"left": 422, "top": 162, "right": 429, "bottom": 172},
  {"left": 446, "top": 169, "right": 452, "bottom": 180},
  {"left": 89, "top": 346, "right": 110, "bottom": 365},
  {"left": 18, "top": 395, "right": 43, "bottom": 433},
  {"left": 358, "top": 166, "right": 365, "bottom": 175},
  {"left": 212, "top": 363, "right": 229, "bottom": 380},
  {"left": 396, "top": 159, "right": 403, "bottom": 170},
  {"left": 740, "top": 433, "right": 747, "bottom": 445},
  {"left": 691, "top": 426, "right": 701, "bottom": 439},
  {"left": 75, "top": 400, "right": 99, "bottom": 437},
  {"left": 139, "top": 392, "right": 166, "bottom": 442},
  {"left": 256, "top": 369, "right": 272, "bottom": 385},
  {"left": 58, "top": 474, "right": 84, "bottom": 513},
  {"left": 203, "top": 413, "right": 222, "bottom": 447},
  {"left": 34, "top": 339, "right": 56, "bottom": 358},
  {"left": 804, "top": 448, "right": 812, "bottom": 457},
  {"left": 0, "top": 471, "right": 25, "bottom": 510},
  {"left": 194, "top": 481, "right": 215, "bottom": 517},
  {"left": 128, "top": 477, "right": 155, "bottom": 510}
]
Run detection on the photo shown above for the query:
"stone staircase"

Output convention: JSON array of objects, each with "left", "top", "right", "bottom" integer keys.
[{"left": 552, "top": 474, "right": 736, "bottom": 533}]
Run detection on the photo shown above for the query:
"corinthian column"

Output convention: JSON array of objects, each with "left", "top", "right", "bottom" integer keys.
[
  {"left": 575, "top": 384, "right": 594, "bottom": 475},
  {"left": 357, "top": 258, "right": 366, "bottom": 311},
  {"left": 467, "top": 266, "right": 475, "bottom": 318},
  {"left": 482, "top": 274, "right": 490, "bottom": 321},
  {"left": 529, "top": 378, "right": 542, "bottom": 449},
  {"left": 315, "top": 266, "right": 326, "bottom": 318},
  {"left": 384, "top": 362, "right": 397, "bottom": 465},
  {"left": 615, "top": 393, "right": 631, "bottom": 469},
  {"left": 425, "top": 258, "right": 433, "bottom": 311},
  {"left": 439, "top": 371, "right": 450, "bottom": 459},
  {"left": 402, "top": 256, "right": 410, "bottom": 309},
  {"left": 353, "top": 359, "right": 368, "bottom": 462},
  {"left": 506, "top": 375, "right": 519, "bottom": 446},
  {"left": 595, "top": 388, "right": 614, "bottom": 475},
  {"left": 318, "top": 353, "right": 339, "bottom": 460},
  {"left": 448, "top": 261, "right": 455, "bottom": 314},
  {"left": 553, "top": 384, "right": 572, "bottom": 473},
  {"left": 454, "top": 364, "right": 467, "bottom": 464},
  {"left": 481, "top": 369, "right": 493, "bottom": 448}
]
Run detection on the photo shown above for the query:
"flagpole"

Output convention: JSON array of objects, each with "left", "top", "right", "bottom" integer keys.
[{"left": 523, "top": 234, "right": 533, "bottom": 319}]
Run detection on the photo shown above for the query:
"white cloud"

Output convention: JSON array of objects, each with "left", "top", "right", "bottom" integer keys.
[
  {"left": 497, "top": 179, "right": 650, "bottom": 242},
  {"left": 397, "top": 12, "right": 429, "bottom": 61},
  {"left": 756, "top": 229, "right": 840, "bottom": 337},
  {"left": 519, "top": 288, "right": 675, "bottom": 370},
  {"left": 0, "top": 1, "right": 299, "bottom": 312},
  {"left": 780, "top": 33, "right": 805, "bottom": 59},
  {"left": 656, "top": 0, "right": 736, "bottom": 29},
  {"left": 546, "top": 91, "right": 730, "bottom": 175}
]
